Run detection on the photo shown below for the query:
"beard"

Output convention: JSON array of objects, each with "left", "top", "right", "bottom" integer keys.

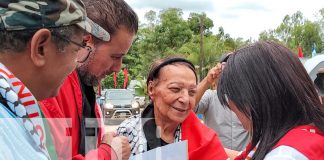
[
  {"left": 77, "top": 63, "right": 112, "bottom": 87},
  {"left": 77, "top": 67, "right": 101, "bottom": 86},
  {"left": 76, "top": 52, "right": 114, "bottom": 86}
]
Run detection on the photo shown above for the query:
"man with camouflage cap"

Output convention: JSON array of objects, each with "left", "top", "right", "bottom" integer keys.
[{"left": 0, "top": 0, "right": 110, "bottom": 159}]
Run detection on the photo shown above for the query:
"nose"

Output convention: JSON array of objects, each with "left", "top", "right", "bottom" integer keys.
[
  {"left": 177, "top": 90, "right": 190, "bottom": 105},
  {"left": 111, "top": 59, "right": 123, "bottom": 72}
]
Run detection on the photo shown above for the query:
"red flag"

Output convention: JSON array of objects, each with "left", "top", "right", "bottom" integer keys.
[
  {"left": 298, "top": 46, "right": 303, "bottom": 58},
  {"left": 123, "top": 68, "right": 128, "bottom": 89},
  {"left": 98, "top": 85, "right": 101, "bottom": 96},
  {"left": 113, "top": 72, "right": 117, "bottom": 88}
]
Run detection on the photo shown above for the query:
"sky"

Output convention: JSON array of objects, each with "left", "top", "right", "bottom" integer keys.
[{"left": 125, "top": 0, "right": 324, "bottom": 40}]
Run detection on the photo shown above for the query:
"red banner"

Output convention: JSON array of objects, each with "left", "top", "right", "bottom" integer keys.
[
  {"left": 113, "top": 72, "right": 117, "bottom": 88},
  {"left": 123, "top": 68, "right": 128, "bottom": 89}
]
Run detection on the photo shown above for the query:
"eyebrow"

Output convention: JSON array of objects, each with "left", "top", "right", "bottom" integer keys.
[{"left": 168, "top": 82, "right": 197, "bottom": 88}]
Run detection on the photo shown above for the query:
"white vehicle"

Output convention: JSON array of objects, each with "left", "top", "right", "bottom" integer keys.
[{"left": 303, "top": 54, "right": 324, "bottom": 81}]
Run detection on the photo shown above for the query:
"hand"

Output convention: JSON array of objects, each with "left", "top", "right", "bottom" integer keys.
[
  {"left": 102, "top": 132, "right": 131, "bottom": 160},
  {"left": 206, "top": 63, "right": 222, "bottom": 89}
]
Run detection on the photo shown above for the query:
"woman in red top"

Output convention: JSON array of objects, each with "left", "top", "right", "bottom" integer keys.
[{"left": 217, "top": 41, "right": 324, "bottom": 159}]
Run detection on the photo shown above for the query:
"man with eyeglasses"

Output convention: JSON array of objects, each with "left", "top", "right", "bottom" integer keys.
[
  {"left": 0, "top": 0, "right": 110, "bottom": 159},
  {"left": 40, "top": 0, "right": 138, "bottom": 159}
]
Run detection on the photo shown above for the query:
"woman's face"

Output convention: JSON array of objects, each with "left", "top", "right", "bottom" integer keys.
[
  {"left": 228, "top": 100, "right": 252, "bottom": 132},
  {"left": 149, "top": 64, "right": 197, "bottom": 124}
]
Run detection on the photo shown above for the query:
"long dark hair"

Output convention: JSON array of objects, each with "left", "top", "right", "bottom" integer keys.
[{"left": 217, "top": 41, "right": 324, "bottom": 159}]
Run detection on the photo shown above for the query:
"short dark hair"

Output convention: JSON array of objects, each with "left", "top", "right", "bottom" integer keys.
[
  {"left": 217, "top": 41, "right": 324, "bottom": 159},
  {"left": 84, "top": 0, "right": 138, "bottom": 36},
  {"left": 146, "top": 56, "right": 197, "bottom": 89},
  {"left": 0, "top": 25, "right": 81, "bottom": 53}
]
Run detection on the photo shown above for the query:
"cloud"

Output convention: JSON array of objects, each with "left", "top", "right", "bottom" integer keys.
[
  {"left": 228, "top": 2, "right": 270, "bottom": 12},
  {"left": 126, "top": 0, "right": 324, "bottom": 39},
  {"left": 127, "top": 0, "right": 214, "bottom": 12},
  {"left": 220, "top": 13, "right": 239, "bottom": 19}
]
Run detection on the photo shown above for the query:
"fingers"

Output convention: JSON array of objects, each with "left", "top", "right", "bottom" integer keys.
[
  {"left": 110, "top": 136, "right": 131, "bottom": 160},
  {"left": 101, "top": 131, "right": 118, "bottom": 146},
  {"left": 207, "top": 63, "right": 222, "bottom": 82}
]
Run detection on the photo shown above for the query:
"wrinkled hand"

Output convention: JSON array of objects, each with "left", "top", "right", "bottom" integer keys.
[
  {"left": 206, "top": 63, "right": 222, "bottom": 88},
  {"left": 102, "top": 132, "right": 131, "bottom": 160}
]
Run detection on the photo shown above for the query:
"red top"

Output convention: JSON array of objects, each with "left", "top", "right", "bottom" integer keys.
[
  {"left": 235, "top": 125, "right": 324, "bottom": 160},
  {"left": 40, "top": 71, "right": 117, "bottom": 160}
]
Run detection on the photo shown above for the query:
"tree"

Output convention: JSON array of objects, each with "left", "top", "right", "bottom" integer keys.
[
  {"left": 259, "top": 30, "right": 279, "bottom": 42},
  {"left": 124, "top": 8, "right": 251, "bottom": 82},
  {"left": 125, "top": 8, "right": 194, "bottom": 80},
  {"left": 187, "top": 12, "right": 214, "bottom": 35},
  {"left": 156, "top": 8, "right": 193, "bottom": 50},
  {"left": 144, "top": 10, "right": 157, "bottom": 29},
  {"left": 302, "top": 20, "right": 323, "bottom": 54},
  {"left": 261, "top": 10, "right": 323, "bottom": 57}
]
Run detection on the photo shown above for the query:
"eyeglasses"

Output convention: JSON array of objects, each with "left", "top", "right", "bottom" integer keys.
[{"left": 52, "top": 33, "right": 92, "bottom": 63}]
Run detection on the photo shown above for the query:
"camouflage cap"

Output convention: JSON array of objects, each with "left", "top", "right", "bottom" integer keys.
[{"left": 0, "top": 0, "right": 110, "bottom": 41}]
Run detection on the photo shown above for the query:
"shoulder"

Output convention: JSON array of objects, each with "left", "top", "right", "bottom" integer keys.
[
  {"left": 265, "top": 146, "right": 308, "bottom": 160},
  {"left": 203, "top": 89, "right": 216, "bottom": 97},
  {"left": 60, "top": 70, "right": 80, "bottom": 90}
]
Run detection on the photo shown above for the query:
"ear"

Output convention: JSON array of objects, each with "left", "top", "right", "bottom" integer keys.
[
  {"left": 83, "top": 34, "right": 94, "bottom": 47},
  {"left": 148, "top": 81, "right": 155, "bottom": 100},
  {"left": 30, "top": 29, "right": 52, "bottom": 67}
]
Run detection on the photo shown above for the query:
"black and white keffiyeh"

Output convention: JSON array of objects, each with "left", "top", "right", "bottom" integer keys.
[
  {"left": 117, "top": 104, "right": 181, "bottom": 156},
  {"left": 0, "top": 63, "right": 50, "bottom": 158}
]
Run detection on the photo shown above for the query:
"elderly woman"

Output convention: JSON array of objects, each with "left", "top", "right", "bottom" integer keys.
[
  {"left": 117, "top": 57, "right": 228, "bottom": 159},
  {"left": 218, "top": 41, "right": 324, "bottom": 159}
]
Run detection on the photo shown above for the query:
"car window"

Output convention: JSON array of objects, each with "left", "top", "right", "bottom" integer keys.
[{"left": 106, "top": 91, "right": 133, "bottom": 100}]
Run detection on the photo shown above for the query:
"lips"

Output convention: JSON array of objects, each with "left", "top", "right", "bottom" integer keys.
[{"left": 172, "top": 106, "right": 186, "bottom": 112}]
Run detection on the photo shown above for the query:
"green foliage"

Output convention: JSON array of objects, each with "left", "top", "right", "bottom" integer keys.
[
  {"left": 124, "top": 7, "right": 324, "bottom": 82},
  {"left": 124, "top": 7, "right": 324, "bottom": 84},
  {"left": 187, "top": 12, "right": 214, "bottom": 35},
  {"left": 258, "top": 9, "right": 324, "bottom": 57},
  {"left": 124, "top": 8, "right": 252, "bottom": 81},
  {"left": 102, "top": 70, "right": 129, "bottom": 89},
  {"left": 134, "top": 78, "right": 147, "bottom": 97}
]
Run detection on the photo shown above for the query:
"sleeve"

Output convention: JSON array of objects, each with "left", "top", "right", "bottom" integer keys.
[
  {"left": 195, "top": 90, "right": 213, "bottom": 114},
  {"left": 71, "top": 144, "right": 118, "bottom": 160}
]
